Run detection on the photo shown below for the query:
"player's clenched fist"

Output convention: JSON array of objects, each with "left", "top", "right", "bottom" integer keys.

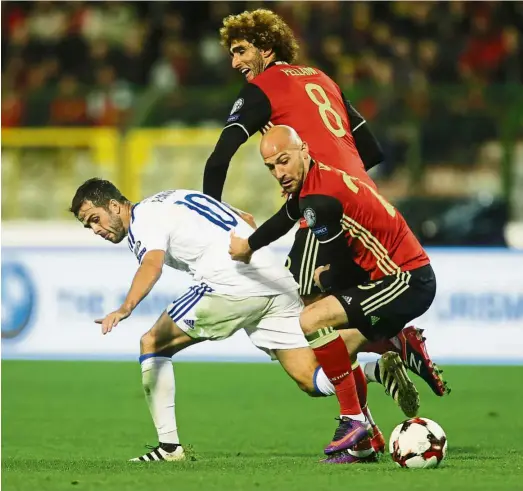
[
  {"left": 313, "top": 264, "right": 330, "bottom": 292},
  {"left": 95, "top": 306, "right": 132, "bottom": 335},
  {"left": 229, "top": 230, "right": 253, "bottom": 264}
]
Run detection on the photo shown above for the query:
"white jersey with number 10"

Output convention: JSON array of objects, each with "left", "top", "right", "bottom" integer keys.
[{"left": 127, "top": 189, "right": 298, "bottom": 297}]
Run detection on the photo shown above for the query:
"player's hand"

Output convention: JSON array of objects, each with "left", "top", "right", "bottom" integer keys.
[
  {"left": 222, "top": 202, "right": 258, "bottom": 229},
  {"left": 237, "top": 210, "right": 257, "bottom": 230},
  {"left": 95, "top": 306, "right": 132, "bottom": 335},
  {"left": 314, "top": 264, "right": 330, "bottom": 292},
  {"left": 229, "top": 230, "right": 253, "bottom": 264}
]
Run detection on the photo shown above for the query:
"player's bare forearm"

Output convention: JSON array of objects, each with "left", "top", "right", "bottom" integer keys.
[{"left": 121, "top": 252, "right": 164, "bottom": 312}]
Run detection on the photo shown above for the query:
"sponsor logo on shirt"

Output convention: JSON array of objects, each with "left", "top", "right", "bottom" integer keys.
[
  {"left": 226, "top": 114, "right": 240, "bottom": 123},
  {"left": 312, "top": 225, "right": 328, "bottom": 237}
]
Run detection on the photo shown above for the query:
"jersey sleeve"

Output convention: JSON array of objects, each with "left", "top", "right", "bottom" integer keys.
[
  {"left": 247, "top": 196, "right": 299, "bottom": 252},
  {"left": 342, "top": 93, "right": 384, "bottom": 171},
  {"left": 203, "top": 83, "right": 272, "bottom": 201},
  {"left": 224, "top": 83, "right": 272, "bottom": 137},
  {"left": 301, "top": 194, "right": 344, "bottom": 244},
  {"left": 129, "top": 205, "right": 171, "bottom": 264}
]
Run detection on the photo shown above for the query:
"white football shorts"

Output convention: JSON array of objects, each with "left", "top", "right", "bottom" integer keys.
[{"left": 165, "top": 282, "right": 308, "bottom": 358}]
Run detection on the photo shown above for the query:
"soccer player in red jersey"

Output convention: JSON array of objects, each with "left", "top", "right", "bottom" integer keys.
[
  {"left": 203, "top": 8, "right": 382, "bottom": 300},
  {"left": 229, "top": 125, "right": 439, "bottom": 463},
  {"left": 204, "top": 10, "right": 448, "bottom": 456},
  {"left": 203, "top": 9, "right": 448, "bottom": 405}
]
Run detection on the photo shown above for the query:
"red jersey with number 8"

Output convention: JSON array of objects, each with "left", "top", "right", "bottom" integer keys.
[{"left": 251, "top": 64, "right": 374, "bottom": 188}]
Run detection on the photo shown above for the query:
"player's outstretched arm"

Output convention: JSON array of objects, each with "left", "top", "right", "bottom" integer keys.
[
  {"left": 95, "top": 250, "right": 165, "bottom": 334},
  {"left": 342, "top": 94, "right": 384, "bottom": 172},
  {"left": 229, "top": 200, "right": 298, "bottom": 262},
  {"left": 203, "top": 127, "right": 249, "bottom": 201},
  {"left": 203, "top": 84, "right": 272, "bottom": 201}
]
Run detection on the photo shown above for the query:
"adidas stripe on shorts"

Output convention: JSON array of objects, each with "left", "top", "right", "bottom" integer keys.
[
  {"left": 166, "top": 283, "right": 308, "bottom": 358},
  {"left": 333, "top": 264, "right": 436, "bottom": 341}
]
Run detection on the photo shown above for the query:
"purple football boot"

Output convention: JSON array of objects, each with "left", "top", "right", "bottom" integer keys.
[{"left": 324, "top": 417, "right": 372, "bottom": 455}]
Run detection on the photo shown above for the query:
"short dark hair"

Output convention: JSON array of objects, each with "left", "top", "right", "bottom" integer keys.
[
  {"left": 220, "top": 9, "right": 299, "bottom": 64},
  {"left": 69, "top": 178, "right": 129, "bottom": 218}
]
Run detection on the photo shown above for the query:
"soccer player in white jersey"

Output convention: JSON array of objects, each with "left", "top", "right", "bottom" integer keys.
[{"left": 70, "top": 178, "right": 418, "bottom": 464}]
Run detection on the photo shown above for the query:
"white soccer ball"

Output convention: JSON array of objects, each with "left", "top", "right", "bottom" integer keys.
[{"left": 389, "top": 417, "right": 447, "bottom": 468}]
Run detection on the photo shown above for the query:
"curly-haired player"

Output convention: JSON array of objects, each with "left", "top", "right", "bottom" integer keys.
[{"left": 203, "top": 8, "right": 449, "bottom": 455}]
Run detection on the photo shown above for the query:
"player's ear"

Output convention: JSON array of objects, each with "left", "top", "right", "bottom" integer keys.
[
  {"left": 260, "top": 47, "right": 274, "bottom": 62},
  {"left": 302, "top": 141, "right": 309, "bottom": 154},
  {"left": 109, "top": 199, "right": 120, "bottom": 214}
]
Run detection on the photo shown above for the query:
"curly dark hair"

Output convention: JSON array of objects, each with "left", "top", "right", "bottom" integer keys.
[
  {"left": 69, "top": 178, "right": 129, "bottom": 218},
  {"left": 220, "top": 9, "right": 299, "bottom": 64}
]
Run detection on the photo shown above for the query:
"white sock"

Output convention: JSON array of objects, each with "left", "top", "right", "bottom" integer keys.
[
  {"left": 141, "top": 356, "right": 179, "bottom": 445},
  {"left": 363, "top": 361, "right": 378, "bottom": 383},
  {"left": 341, "top": 413, "right": 366, "bottom": 422},
  {"left": 313, "top": 366, "right": 335, "bottom": 396},
  {"left": 362, "top": 404, "right": 376, "bottom": 427}
]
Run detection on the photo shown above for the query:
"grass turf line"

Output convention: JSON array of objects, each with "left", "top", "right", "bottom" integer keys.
[{"left": 2, "top": 361, "right": 523, "bottom": 491}]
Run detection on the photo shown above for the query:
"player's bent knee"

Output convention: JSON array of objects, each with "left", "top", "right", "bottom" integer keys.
[{"left": 299, "top": 302, "right": 325, "bottom": 335}]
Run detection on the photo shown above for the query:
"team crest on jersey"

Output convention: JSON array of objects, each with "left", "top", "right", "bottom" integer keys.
[
  {"left": 304, "top": 208, "right": 316, "bottom": 227},
  {"left": 230, "top": 98, "right": 244, "bottom": 115}
]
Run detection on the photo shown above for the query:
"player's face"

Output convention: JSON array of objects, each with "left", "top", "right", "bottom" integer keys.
[
  {"left": 77, "top": 200, "right": 127, "bottom": 244},
  {"left": 230, "top": 40, "right": 266, "bottom": 81},
  {"left": 264, "top": 146, "right": 306, "bottom": 194}
]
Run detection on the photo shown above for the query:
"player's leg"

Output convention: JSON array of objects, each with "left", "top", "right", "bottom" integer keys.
[
  {"left": 335, "top": 266, "right": 438, "bottom": 416},
  {"left": 298, "top": 296, "right": 374, "bottom": 459},
  {"left": 131, "top": 286, "right": 209, "bottom": 462},
  {"left": 287, "top": 229, "right": 381, "bottom": 430},
  {"left": 362, "top": 326, "right": 450, "bottom": 396},
  {"left": 242, "top": 291, "right": 372, "bottom": 463},
  {"left": 290, "top": 229, "right": 447, "bottom": 396}
]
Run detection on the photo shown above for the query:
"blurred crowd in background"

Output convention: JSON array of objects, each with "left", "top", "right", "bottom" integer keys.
[
  {"left": 2, "top": 1, "right": 522, "bottom": 127},
  {"left": 2, "top": 1, "right": 523, "bottom": 245}
]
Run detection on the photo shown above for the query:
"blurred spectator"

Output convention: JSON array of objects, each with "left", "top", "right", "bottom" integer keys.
[
  {"left": 50, "top": 74, "right": 89, "bottom": 126},
  {"left": 149, "top": 37, "right": 189, "bottom": 90},
  {"left": 499, "top": 27, "right": 523, "bottom": 83},
  {"left": 22, "top": 63, "right": 50, "bottom": 125},
  {"left": 459, "top": 13, "right": 506, "bottom": 82},
  {"left": 87, "top": 65, "right": 133, "bottom": 126},
  {"left": 116, "top": 28, "right": 146, "bottom": 86},
  {"left": 27, "top": 1, "right": 67, "bottom": 43},
  {"left": 1, "top": 87, "right": 24, "bottom": 127}
]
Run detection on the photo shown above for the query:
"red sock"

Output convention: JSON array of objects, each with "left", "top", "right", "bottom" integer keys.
[
  {"left": 352, "top": 364, "right": 368, "bottom": 409},
  {"left": 312, "top": 336, "right": 361, "bottom": 416}
]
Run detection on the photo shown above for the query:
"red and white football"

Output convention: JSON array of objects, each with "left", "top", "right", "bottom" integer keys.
[{"left": 389, "top": 417, "right": 447, "bottom": 468}]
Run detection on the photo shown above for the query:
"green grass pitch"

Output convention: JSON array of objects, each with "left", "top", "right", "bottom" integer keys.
[{"left": 2, "top": 361, "right": 523, "bottom": 490}]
